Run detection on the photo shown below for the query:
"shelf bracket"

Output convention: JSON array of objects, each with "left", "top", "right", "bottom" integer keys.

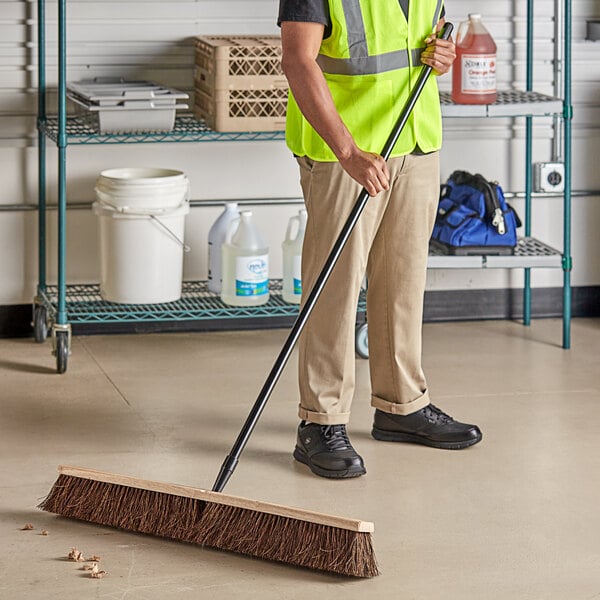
[{"left": 562, "top": 255, "right": 573, "bottom": 271}]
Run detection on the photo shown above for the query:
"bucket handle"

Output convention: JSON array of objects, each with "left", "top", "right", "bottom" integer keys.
[{"left": 150, "top": 215, "right": 191, "bottom": 253}]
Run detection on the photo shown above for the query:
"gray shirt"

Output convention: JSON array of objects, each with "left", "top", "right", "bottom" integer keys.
[{"left": 278, "top": 0, "right": 444, "bottom": 38}]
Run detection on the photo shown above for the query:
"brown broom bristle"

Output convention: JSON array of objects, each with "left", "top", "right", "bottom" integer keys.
[{"left": 39, "top": 474, "right": 378, "bottom": 578}]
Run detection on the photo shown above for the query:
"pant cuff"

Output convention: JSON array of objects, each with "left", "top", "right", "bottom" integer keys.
[
  {"left": 298, "top": 405, "right": 351, "bottom": 425},
  {"left": 370, "top": 391, "right": 430, "bottom": 416}
]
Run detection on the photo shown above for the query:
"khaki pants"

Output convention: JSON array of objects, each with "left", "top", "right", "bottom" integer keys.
[{"left": 297, "top": 152, "right": 440, "bottom": 425}]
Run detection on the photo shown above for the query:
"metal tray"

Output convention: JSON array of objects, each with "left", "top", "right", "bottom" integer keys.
[{"left": 67, "top": 78, "right": 189, "bottom": 106}]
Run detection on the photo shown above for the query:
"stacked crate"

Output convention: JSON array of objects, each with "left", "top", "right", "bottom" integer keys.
[{"left": 194, "top": 35, "right": 287, "bottom": 132}]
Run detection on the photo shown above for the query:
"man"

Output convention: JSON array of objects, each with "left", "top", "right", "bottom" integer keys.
[{"left": 279, "top": 0, "right": 482, "bottom": 479}]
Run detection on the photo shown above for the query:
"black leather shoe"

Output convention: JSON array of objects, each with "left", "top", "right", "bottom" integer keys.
[
  {"left": 371, "top": 404, "right": 482, "bottom": 449},
  {"left": 293, "top": 421, "right": 366, "bottom": 479}
]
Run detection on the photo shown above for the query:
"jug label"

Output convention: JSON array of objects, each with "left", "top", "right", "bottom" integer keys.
[
  {"left": 293, "top": 255, "right": 302, "bottom": 295},
  {"left": 461, "top": 54, "right": 496, "bottom": 93},
  {"left": 236, "top": 255, "right": 269, "bottom": 296}
]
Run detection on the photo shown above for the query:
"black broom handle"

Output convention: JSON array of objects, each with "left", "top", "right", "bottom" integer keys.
[{"left": 213, "top": 23, "right": 454, "bottom": 493}]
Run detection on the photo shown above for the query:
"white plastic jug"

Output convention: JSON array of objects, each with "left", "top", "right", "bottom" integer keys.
[
  {"left": 282, "top": 209, "right": 307, "bottom": 304},
  {"left": 207, "top": 202, "right": 239, "bottom": 294},
  {"left": 221, "top": 211, "right": 269, "bottom": 307}
]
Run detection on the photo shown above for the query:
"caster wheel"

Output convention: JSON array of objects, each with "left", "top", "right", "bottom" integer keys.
[
  {"left": 55, "top": 331, "right": 69, "bottom": 374},
  {"left": 355, "top": 322, "right": 369, "bottom": 359},
  {"left": 33, "top": 304, "right": 48, "bottom": 343}
]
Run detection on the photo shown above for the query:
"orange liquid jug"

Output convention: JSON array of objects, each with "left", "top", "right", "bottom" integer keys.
[{"left": 451, "top": 14, "right": 497, "bottom": 104}]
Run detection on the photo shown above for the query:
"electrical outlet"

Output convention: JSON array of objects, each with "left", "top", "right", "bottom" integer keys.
[{"left": 534, "top": 162, "right": 565, "bottom": 193}]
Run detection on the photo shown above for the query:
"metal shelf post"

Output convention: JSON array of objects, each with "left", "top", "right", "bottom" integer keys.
[
  {"left": 523, "top": 0, "right": 535, "bottom": 326},
  {"left": 57, "top": 0, "right": 67, "bottom": 327},
  {"left": 563, "top": 0, "right": 573, "bottom": 348},
  {"left": 32, "top": 0, "right": 50, "bottom": 344},
  {"left": 37, "top": 0, "right": 46, "bottom": 297}
]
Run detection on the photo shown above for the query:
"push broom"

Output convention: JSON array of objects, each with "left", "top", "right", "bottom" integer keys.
[{"left": 40, "top": 24, "right": 453, "bottom": 578}]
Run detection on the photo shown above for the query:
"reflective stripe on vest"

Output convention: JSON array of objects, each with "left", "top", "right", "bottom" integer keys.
[
  {"left": 342, "top": 0, "right": 369, "bottom": 58},
  {"left": 317, "top": 48, "right": 425, "bottom": 76},
  {"left": 432, "top": 0, "right": 444, "bottom": 28},
  {"left": 317, "top": 0, "right": 438, "bottom": 76},
  {"left": 343, "top": 0, "right": 443, "bottom": 39}
]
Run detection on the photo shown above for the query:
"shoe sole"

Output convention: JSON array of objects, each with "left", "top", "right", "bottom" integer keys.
[
  {"left": 371, "top": 427, "right": 482, "bottom": 450},
  {"left": 293, "top": 447, "right": 366, "bottom": 479}
]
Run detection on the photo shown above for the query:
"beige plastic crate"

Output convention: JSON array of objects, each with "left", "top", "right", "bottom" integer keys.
[
  {"left": 195, "top": 35, "right": 285, "bottom": 92},
  {"left": 194, "top": 86, "right": 287, "bottom": 132},
  {"left": 194, "top": 35, "right": 288, "bottom": 132}
]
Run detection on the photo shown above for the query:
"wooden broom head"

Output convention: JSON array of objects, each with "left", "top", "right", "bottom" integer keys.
[{"left": 39, "top": 466, "right": 378, "bottom": 578}]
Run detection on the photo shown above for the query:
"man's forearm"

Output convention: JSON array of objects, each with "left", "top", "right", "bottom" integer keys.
[
  {"left": 282, "top": 58, "right": 357, "bottom": 161},
  {"left": 280, "top": 21, "right": 390, "bottom": 196}
]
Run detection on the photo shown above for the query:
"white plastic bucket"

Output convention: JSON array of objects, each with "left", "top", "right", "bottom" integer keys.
[
  {"left": 93, "top": 202, "right": 189, "bottom": 303},
  {"left": 93, "top": 167, "right": 190, "bottom": 303},
  {"left": 95, "top": 168, "right": 189, "bottom": 213}
]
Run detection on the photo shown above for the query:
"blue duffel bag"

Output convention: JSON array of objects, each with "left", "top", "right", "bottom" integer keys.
[{"left": 430, "top": 170, "right": 521, "bottom": 255}]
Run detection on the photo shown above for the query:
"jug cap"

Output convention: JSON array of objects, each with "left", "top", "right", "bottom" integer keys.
[{"left": 468, "top": 13, "right": 482, "bottom": 19}]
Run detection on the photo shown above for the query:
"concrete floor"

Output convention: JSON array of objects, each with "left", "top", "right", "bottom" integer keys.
[{"left": 0, "top": 318, "right": 599, "bottom": 599}]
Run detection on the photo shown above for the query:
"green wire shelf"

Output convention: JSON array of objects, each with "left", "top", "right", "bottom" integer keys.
[
  {"left": 38, "top": 237, "right": 560, "bottom": 326},
  {"left": 427, "top": 237, "right": 563, "bottom": 269},
  {"left": 440, "top": 90, "right": 563, "bottom": 118},
  {"left": 38, "top": 91, "right": 563, "bottom": 145},
  {"left": 39, "top": 114, "right": 286, "bottom": 145},
  {"left": 40, "top": 280, "right": 367, "bottom": 325}
]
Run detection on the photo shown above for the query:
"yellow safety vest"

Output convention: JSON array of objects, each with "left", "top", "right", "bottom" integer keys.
[{"left": 285, "top": 0, "right": 445, "bottom": 161}]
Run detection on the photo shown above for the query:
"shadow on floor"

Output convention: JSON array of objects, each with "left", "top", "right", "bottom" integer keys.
[{"left": 0, "top": 359, "right": 56, "bottom": 375}]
